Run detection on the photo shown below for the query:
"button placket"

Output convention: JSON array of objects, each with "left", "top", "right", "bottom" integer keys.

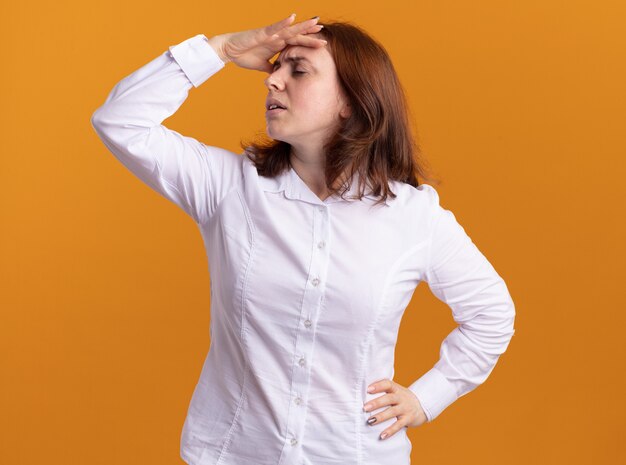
[{"left": 281, "top": 204, "right": 331, "bottom": 461}]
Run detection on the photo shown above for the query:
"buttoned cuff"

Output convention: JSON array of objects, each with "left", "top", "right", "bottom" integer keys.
[
  {"left": 168, "top": 33, "right": 226, "bottom": 88},
  {"left": 407, "top": 367, "right": 458, "bottom": 422}
]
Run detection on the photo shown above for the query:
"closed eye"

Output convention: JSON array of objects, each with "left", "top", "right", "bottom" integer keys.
[{"left": 292, "top": 70, "right": 306, "bottom": 75}]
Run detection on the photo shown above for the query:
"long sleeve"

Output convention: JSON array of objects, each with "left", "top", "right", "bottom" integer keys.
[
  {"left": 408, "top": 185, "right": 516, "bottom": 422},
  {"left": 90, "top": 34, "right": 242, "bottom": 224}
]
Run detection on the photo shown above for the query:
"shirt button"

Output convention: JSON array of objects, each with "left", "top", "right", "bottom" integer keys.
[
  {"left": 294, "top": 396, "right": 302, "bottom": 405},
  {"left": 304, "top": 319, "right": 312, "bottom": 328},
  {"left": 298, "top": 356, "right": 306, "bottom": 367},
  {"left": 318, "top": 206, "right": 325, "bottom": 213},
  {"left": 311, "top": 277, "right": 320, "bottom": 286},
  {"left": 290, "top": 438, "right": 298, "bottom": 446},
  {"left": 317, "top": 241, "right": 325, "bottom": 249}
]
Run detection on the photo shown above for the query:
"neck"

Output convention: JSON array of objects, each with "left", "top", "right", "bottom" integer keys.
[{"left": 289, "top": 147, "right": 330, "bottom": 199}]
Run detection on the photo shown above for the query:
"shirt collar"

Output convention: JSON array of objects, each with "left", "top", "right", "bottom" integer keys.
[{"left": 256, "top": 163, "right": 392, "bottom": 207}]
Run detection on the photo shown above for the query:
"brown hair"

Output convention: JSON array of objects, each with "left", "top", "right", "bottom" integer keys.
[{"left": 239, "top": 20, "right": 440, "bottom": 206}]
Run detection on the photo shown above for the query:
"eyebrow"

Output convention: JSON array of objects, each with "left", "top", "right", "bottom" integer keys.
[{"left": 271, "top": 56, "right": 315, "bottom": 71}]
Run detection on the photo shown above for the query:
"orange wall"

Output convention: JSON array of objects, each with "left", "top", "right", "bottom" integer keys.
[{"left": 1, "top": 1, "right": 624, "bottom": 463}]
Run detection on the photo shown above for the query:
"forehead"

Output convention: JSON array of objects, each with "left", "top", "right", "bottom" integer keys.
[
  {"left": 276, "top": 39, "right": 330, "bottom": 64},
  {"left": 278, "top": 44, "right": 312, "bottom": 59}
]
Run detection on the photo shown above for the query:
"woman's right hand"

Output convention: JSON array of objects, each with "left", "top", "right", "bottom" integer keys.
[{"left": 207, "top": 14, "right": 326, "bottom": 73}]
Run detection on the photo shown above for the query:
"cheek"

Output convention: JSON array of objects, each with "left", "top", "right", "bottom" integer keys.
[
  {"left": 307, "top": 97, "right": 341, "bottom": 120},
  {"left": 293, "top": 86, "right": 343, "bottom": 121}
]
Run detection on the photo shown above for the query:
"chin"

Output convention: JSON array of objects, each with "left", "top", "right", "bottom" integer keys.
[{"left": 266, "top": 128, "right": 287, "bottom": 143}]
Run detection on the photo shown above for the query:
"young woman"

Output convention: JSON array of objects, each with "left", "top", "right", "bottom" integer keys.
[{"left": 91, "top": 13, "right": 516, "bottom": 465}]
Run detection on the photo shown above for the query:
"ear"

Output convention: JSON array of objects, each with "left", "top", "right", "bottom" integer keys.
[{"left": 340, "top": 102, "right": 351, "bottom": 119}]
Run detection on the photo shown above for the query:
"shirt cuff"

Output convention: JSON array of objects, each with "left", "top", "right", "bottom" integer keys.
[
  {"left": 407, "top": 367, "right": 459, "bottom": 422},
  {"left": 168, "top": 33, "right": 226, "bottom": 88}
]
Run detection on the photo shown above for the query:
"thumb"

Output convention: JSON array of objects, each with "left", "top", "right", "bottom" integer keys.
[{"left": 261, "top": 60, "right": 275, "bottom": 74}]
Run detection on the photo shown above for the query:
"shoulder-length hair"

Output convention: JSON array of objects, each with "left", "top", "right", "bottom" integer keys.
[{"left": 239, "top": 20, "right": 440, "bottom": 206}]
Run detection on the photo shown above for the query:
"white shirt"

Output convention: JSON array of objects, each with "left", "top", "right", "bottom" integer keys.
[{"left": 91, "top": 33, "right": 516, "bottom": 465}]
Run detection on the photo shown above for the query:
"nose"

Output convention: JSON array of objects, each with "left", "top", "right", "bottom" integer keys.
[{"left": 264, "top": 69, "right": 285, "bottom": 91}]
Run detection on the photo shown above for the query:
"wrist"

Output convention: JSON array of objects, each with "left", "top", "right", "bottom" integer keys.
[{"left": 206, "top": 34, "right": 231, "bottom": 64}]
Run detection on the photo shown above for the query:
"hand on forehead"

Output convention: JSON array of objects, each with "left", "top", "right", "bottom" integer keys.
[{"left": 279, "top": 33, "right": 325, "bottom": 57}]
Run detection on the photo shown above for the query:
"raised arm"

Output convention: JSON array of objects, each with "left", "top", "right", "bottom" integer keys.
[
  {"left": 90, "top": 34, "right": 239, "bottom": 224},
  {"left": 408, "top": 184, "right": 517, "bottom": 422},
  {"left": 90, "top": 15, "right": 326, "bottom": 225}
]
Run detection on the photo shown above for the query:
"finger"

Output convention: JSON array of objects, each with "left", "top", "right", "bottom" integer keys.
[
  {"left": 368, "top": 379, "right": 392, "bottom": 393},
  {"left": 366, "top": 405, "right": 399, "bottom": 426},
  {"left": 268, "top": 27, "right": 322, "bottom": 43},
  {"left": 379, "top": 419, "right": 408, "bottom": 441},
  {"left": 302, "top": 24, "right": 325, "bottom": 34},
  {"left": 265, "top": 13, "right": 297, "bottom": 35},
  {"left": 284, "top": 34, "right": 327, "bottom": 48},
  {"left": 363, "top": 393, "right": 397, "bottom": 412},
  {"left": 281, "top": 17, "right": 322, "bottom": 38}
]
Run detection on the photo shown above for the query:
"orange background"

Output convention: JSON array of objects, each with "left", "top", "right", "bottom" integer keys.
[{"left": 1, "top": 1, "right": 625, "bottom": 463}]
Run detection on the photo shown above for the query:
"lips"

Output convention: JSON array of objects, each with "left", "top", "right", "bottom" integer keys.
[
  {"left": 265, "top": 96, "right": 287, "bottom": 111},
  {"left": 266, "top": 107, "right": 286, "bottom": 117}
]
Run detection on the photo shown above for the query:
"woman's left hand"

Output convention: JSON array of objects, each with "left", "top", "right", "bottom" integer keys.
[{"left": 363, "top": 379, "right": 428, "bottom": 439}]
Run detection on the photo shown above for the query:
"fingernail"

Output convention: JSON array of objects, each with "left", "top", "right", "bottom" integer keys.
[
  {"left": 311, "top": 16, "right": 320, "bottom": 20},
  {"left": 367, "top": 385, "right": 375, "bottom": 393},
  {"left": 380, "top": 432, "right": 388, "bottom": 440},
  {"left": 367, "top": 417, "right": 377, "bottom": 425}
]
